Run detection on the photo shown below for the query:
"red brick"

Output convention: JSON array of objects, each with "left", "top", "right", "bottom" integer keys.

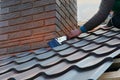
[
  {"left": 33, "top": 0, "right": 55, "bottom": 7},
  {"left": 22, "top": 0, "right": 33, "bottom": 3},
  {"left": 0, "top": 7, "right": 9, "bottom": 15},
  {"left": 33, "top": 12, "right": 45, "bottom": 21},
  {"left": 9, "top": 2, "right": 33, "bottom": 13},
  {"left": 0, "top": 21, "right": 8, "bottom": 27},
  {"left": 8, "top": 30, "right": 32, "bottom": 39},
  {"left": 57, "top": 31, "right": 65, "bottom": 36},
  {"left": 0, "top": 0, "right": 21, "bottom": 8},
  {"left": 45, "top": 4, "right": 56, "bottom": 11},
  {"left": 0, "top": 12, "right": 20, "bottom": 21},
  {"left": 0, "top": 41, "right": 19, "bottom": 48},
  {"left": 56, "top": 0, "right": 61, "bottom": 6},
  {"left": 32, "top": 25, "right": 56, "bottom": 35},
  {"left": 21, "top": 7, "right": 44, "bottom": 16},
  {"left": 18, "top": 22, "right": 34, "bottom": 30},
  {"left": 19, "top": 2, "right": 33, "bottom": 10},
  {"left": 20, "top": 37, "right": 43, "bottom": 44},
  {"left": 7, "top": 44, "right": 31, "bottom": 53},
  {"left": 44, "top": 32, "right": 58, "bottom": 40},
  {"left": 33, "top": 11, "right": 56, "bottom": 20},
  {"left": 0, "top": 48, "right": 7, "bottom": 55},
  {"left": 0, "top": 0, "right": 77, "bottom": 54},
  {"left": 45, "top": 18, "right": 56, "bottom": 25},
  {"left": 0, "top": 22, "right": 36, "bottom": 34},
  {"left": 0, "top": 22, "right": 42, "bottom": 34},
  {"left": 9, "top": 16, "right": 32, "bottom": 25},
  {"left": 33, "top": 20, "right": 44, "bottom": 28},
  {"left": 0, "top": 34, "right": 8, "bottom": 41},
  {"left": 45, "top": 11, "right": 56, "bottom": 19},
  {"left": 31, "top": 41, "right": 48, "bottom": 50}
]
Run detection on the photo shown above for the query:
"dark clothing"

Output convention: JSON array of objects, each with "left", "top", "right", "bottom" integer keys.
[
  {"left": 107, "top": 12, "right": 120, "bottom": 28},
  {"left": 113, "top": 0, "right": 120, "bottom": 12},
  {"left": 107, "top": 19, "right": 113, "bottom": 27},
  {"left": 112, "top": 12, "right": 120, "bottom": 28},
  {"left": 83, "top": 0, "right": 120, "bottom": 31}
]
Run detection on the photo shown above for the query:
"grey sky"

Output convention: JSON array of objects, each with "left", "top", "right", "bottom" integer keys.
[{"left": 77, "top": 0, "right": 101, "bottom": 22}]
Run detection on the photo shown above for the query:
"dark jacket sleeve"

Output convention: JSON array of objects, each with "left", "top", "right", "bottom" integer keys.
[{"left": 83, "top": 0, "right": 115, "bottom": 31}]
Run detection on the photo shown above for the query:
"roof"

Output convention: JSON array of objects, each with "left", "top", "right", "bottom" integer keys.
[{"left": 0, "top": 27, "right": 120, "bottom": 80}]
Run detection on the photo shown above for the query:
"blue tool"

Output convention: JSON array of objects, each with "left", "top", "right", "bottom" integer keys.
[{"left": 48, "top": 36, "right": 67, "bottom": 48}]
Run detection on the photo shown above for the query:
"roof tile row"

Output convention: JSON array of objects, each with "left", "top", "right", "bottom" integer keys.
[{"left": 0, "top": 27, "right": 120, "bottom": 80}]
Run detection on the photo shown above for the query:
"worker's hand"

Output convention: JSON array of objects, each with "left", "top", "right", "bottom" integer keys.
[
  {"left": 67, "top": 29, "right": 82, "bottom": 39},
  {"left": 101, "top": 26, "right": 112, "bottom": 30}
]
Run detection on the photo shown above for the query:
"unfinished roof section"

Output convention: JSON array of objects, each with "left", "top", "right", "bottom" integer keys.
[{"left": 0, "top": 27, "right": 120, "bottom": 80}]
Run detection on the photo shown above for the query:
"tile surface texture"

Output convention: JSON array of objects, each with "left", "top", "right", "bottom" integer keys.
[{"left": 0, "top": 27, "right": 120, "bottom": 80}]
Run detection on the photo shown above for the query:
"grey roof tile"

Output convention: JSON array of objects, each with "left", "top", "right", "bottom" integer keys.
[
  {"left": 75, "top": 56, "right": 112, "bottom": 68},
  {"left": 75, "top": 61, "right": 113, "bottom": 80},
  {"left": 92, "top": 46, "right": 116, "bottom": 55},
  {"left": 65, "top": 51, "right": 89, "bottom": 61},
  {"left": 33, "top": 48, "right": 48, "bottom": 55},
  {"left": 93, "top": 36, "right": 111, "bottom": 44},
  {"left": 15, "top": 52, "right": 31, "bottom": 58},
  {"left": 0, "top": 27, "right": 120, "bottom": 80},
  {"left": 39, "top": 56, "right": 62, "bottom": 67},
  {"left": 111, "top": 27, "right": 120, "bottom": 32},
  {"left": 10, "top": 67, "right": 41, "bottom": 80},
  {"left": 36, "top": 51, "right": 56, "bottom": 60},
  {"left": 84, "top": 35, "right": 99, "bottom": 40},
  {"left": 0, "top": 63, "right": 15, "bottom": 74},
  {"left": 93, "top": 29, "right": 108, "bottom": 35},
  {"left": 103, "top": 31, "right": 118, "bottom": 37},
  {"left": 0, "top": 56, "right": 12, "bottom": 61},
  {"left": 116, "top": 34, "right": 120, "bottom": 38},
  {"left": 78, "top": 33, "right": 90, "bottom": 38},
  {"left": 0, "top": 72, "right": 14, "bottom": 80},
  {"left": 0, "top": 52, "right": 33, "bottom": 67},
  {"left": 58, "top": 47, "right": 77, "bottom": 56},
  {"left": 34, "top": 61, "right": 112, "bottom": 80},
  {"left": 107, "top": 49, "right": 120, "bottom": 58},
  {"left": 106, "top": 39, "right": 120, "bottom": 46},
  {"left": 72, "top": 40, "right": 90, "bottom": 48},
  {"left": 15, "top": 60, "right": 38, "bottom": 71},
  {"left": 66, "top": 38, "right": 80, "bottom": 44},
  {"left": 15, "top": 54, "right": 35, "bottom": 63},
  {"left": 34, "top": 76, "right": 45, "bottom": 80},
  {"left": 81, "top": 43, "right": 101, "bottom": 51},
  {"left": 45, "top": 62, "right": 70, "bottom": 75},
  {"left": 0, "top": 57, "right": 15, "bottom": 67},
  {"left": 53, "top": 44, "right": 70, "bottom": 51}
]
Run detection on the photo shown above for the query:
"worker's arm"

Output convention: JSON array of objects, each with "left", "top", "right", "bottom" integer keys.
[
  {"left": 82, "top": 0, "right": 115, "bottom": 31},
  {"left": 67, "top": 0, "right": 115, "bottom": 39}
]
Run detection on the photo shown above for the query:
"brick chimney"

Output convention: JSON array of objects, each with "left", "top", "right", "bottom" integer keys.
[{"left": 0, "top": 0, "right": 77, "bottom": 54}]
